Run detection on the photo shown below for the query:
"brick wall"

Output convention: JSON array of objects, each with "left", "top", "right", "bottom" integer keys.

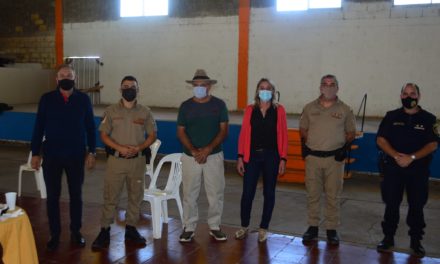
[
  {"left": 1, "top": 0, "right": 438, "bottom": 69},
  {"left": 0, "top": 36, "right": 56, "bottom": 69},
  {"left": 0, "top": 0, "right": 55, "bottom": 68},
  {"left": 63, "top": 0, "right": 119, "bottom": 23}
]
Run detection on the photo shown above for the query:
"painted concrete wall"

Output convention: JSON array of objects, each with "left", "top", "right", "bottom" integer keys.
[
  {"left": 63, "top": 2, "right": 440, "bottom": 116},
  {"left": 0, "top": 67, "right": 54, "bottom": 104},
  {"left": 2, "top": 112, "right": 440, "bottom": 178},
  {"left": 64, "top": 16, "right": 238, "bottom": 109},
  {"left": 248, "top": 3, "right": 440, "bottom": 116}
]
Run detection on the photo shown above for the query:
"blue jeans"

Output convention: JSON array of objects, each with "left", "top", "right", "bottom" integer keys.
[
  {"left": 240, "top": 149, "right": 279, "bottom": 229},
  {"left": 42, "top": 156, "right": 85, "bottom": 237}
]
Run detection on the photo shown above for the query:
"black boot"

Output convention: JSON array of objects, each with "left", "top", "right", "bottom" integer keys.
[
  {"left": 46, "top": 236, "right": 60, "bottom": 251},
  {"left": 92, "top": 227, "right": 111, "bottom": 250},
  {"left": 302, "top": 226, "right": 319, "bottom": 242},
  {"left": 326, "top": 230, "right": 340, "bottom": 245},
  {"left": 376, "top": 236, "right": 394, "bottom": 253},
  {"left": 125, "top": 225, "right": 146, "bottom": 245},
  {"left": 71, "top": 231, "right": 86, "bottom": 247},
  {"left": 410, "top": 239, "right": 425, "bottom": 258}
]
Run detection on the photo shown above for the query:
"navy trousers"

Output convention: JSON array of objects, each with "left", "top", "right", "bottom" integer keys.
[
  {"left": 42, "top": 156, "right": 85, "bottom": 237},
  {"left": 381, "top": 164, "right": 429, "bottom": 240},
  {"left": 240, "top": 149, "right": 280, "bottom": 229}
]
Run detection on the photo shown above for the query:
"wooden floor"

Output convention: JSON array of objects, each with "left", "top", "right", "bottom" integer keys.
[{"left": 5, "top": 196, "right": 440, "bottom": 264}]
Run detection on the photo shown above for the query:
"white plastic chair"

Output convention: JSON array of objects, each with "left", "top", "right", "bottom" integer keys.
[
  {"left": 18, "top": 152, "right": 47, "bottom": 199},
  {"left": 145, "top": 139, "right": 162, "bottom": 186},
  {"left": 143, "top": 153, "right": 183, "bottom": 239}
]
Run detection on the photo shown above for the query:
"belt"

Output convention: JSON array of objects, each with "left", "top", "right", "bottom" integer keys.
[
  {"left": 307, "top": 147, "right": 340, "bottom": 158},
  {"left": 110, "top": 152, "right": 144, "bottom": 159},
  {"left": 106, "top": 147, "right": 145, "bottom": 159}
]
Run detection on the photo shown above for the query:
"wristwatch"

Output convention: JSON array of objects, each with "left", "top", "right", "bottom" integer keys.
[{"left": 410, "top": 154, "right": 416, "bottom": 160}]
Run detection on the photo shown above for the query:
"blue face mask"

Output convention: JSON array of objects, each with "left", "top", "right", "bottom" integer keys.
[
  {"left": 258, "top": 90, "right": 272, "bottom": 102},
  {"left": 193, "top": 86, "right": 207, "bottom": 99}
]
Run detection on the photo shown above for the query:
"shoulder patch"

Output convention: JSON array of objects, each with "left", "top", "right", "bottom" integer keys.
[{"left": 434, "top": 120, "right": 440, "bottom": 137}]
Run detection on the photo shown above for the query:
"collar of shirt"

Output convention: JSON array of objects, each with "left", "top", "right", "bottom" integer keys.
[
  {"left": 119, "top": 99, "right": 138, "bottom": 109},
  {"left": 58, "top": 89, "right": 75, "bottom": 103}
]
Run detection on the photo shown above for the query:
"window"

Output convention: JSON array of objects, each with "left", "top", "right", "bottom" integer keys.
[
  {"left": 64, "top": 56, "right": 103, "bottom": 104},
  {"left": 394, "top": 0, "right": 440, "bottom": 5},
  {"left": 64, "top": 56, "right": 101, "bottom": 90},
  {"left": 277, "top": 0, "right": 341, "bottom": 11},
  {"left": 120, "top": 0, "right": 168, "bottom": 17}
]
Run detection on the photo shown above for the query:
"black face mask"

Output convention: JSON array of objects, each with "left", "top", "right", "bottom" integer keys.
[
  {"left": 58, "top": 79, "right": 75, "bottom": 91},
  {"left": 122, "top": 88, "right": 137, "bottom": 102},
  {"left": 401, "top": 97, "right": 418, "bottom": 109}
]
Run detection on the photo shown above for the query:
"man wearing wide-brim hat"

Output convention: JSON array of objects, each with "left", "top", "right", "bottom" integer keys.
[{"left": 177, "top": 69, "right": 229, "bottom": 242}]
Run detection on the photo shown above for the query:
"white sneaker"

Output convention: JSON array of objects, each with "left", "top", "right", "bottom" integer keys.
[
  {"left": 258, "top": 228, "right": 268, "bottom": 243},
  {"left": 235, "top": 227, "right": 249, "bottom": 240}
]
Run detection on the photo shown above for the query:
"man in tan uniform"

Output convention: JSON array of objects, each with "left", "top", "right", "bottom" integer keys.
[
  {"left": 299, "top": 74, "right": 356, "bottom": 245},
  {"left": 92, "top": 75, "right": 157, "bottom": 250}
]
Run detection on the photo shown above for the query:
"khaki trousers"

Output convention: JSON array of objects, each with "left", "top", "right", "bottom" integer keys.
[
  {"left": 305, "top": 155, "right": 344, "bottom": 229},
  {"left": 100, "top": 155, "right": 145, "bottom": 227},
  {"left": 181, "top": 152, "right": 225, "bottom": 231}
]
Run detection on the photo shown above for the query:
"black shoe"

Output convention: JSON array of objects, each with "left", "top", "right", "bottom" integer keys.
[
  {"left": 326, "top": 230, "right": 340, "bottom": 245},
  {"left": 377, "top": 236, "right": 394, "bottom": 253},
  {"left": 71, "top": 231, "right": 86, "bottom": 247},
  {"left": 92, "top": 227, "right": 111, "bottom": 250},
  {"left": 302, "top": 226, "right": 319, "bottom": 242},
  {"left": 209, "top": 229, "right": 227, "bottom": 241},
  {"left": 410, "top": 239, "right": 425, "bottom": 258},
  {"left": 179, "top": 229, "right": 195, "bottom": 243},
  {"left": 47, "top": 236, "right": 60, "bottom": 251},
  {"left": 125, "top": 225, "right": 146, "bottom": 245}
]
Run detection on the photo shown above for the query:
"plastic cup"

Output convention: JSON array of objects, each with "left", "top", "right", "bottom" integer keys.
[{"left": 5, "top": 192, "right": 17, "bottom": 210}]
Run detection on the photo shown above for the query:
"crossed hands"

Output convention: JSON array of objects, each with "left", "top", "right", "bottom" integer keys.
[
  {"left": 118, "top": 145, "right": 141, "bottom": 158},
  {"left": 394, "top": 153, "right": 414, "bottom": 168},
  {"left": 191, "top": 146, "right": 212, "bottom": 164}
]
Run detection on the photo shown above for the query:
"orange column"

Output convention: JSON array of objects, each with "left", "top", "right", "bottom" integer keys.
[
  {"left": 237, "top": 0, "right": 250, "bottom": 109},
  {"left": 55, "top": 0, "right": 63, "bottom": 66}
]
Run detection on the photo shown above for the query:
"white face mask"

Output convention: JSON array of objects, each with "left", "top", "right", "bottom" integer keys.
[{"left": 193, "top": 86, "right": 207, "bottom": 98}]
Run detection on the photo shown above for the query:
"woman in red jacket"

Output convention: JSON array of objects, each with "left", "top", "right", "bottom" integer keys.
[{"left": 236, "top": 78, "right": 288, "bottom": 242}]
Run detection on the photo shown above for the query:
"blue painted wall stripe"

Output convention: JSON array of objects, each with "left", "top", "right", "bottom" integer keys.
[{"left": 1, "top": 112, "right": 438, "bottom": 178}]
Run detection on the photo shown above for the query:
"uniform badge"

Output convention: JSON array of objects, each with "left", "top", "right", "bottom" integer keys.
[
  {"left": 414, "top": 124, "right": 425, "bottom": 130},
  {"left": 410, "top": 100, "right": 417, "bottom": 108},
  {"left": 133, "top": 118, "right": 145, "bottom": 125},
  {"left": 331, "top": 112, "right": 342, "bottom": 119}
]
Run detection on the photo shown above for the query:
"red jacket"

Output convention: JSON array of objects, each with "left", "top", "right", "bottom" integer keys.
[{"left": 238, "top": 104, "right": 288, "bottom": 163}]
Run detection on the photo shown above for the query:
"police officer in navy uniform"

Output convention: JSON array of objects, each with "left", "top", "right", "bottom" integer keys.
[{"left": 376, "top": 83, "right": 439, "bottom": 258}]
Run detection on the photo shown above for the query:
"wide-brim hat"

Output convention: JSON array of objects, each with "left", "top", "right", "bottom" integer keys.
[{"left": 186, "top": 69, "right": 217, "bottom": 84}]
